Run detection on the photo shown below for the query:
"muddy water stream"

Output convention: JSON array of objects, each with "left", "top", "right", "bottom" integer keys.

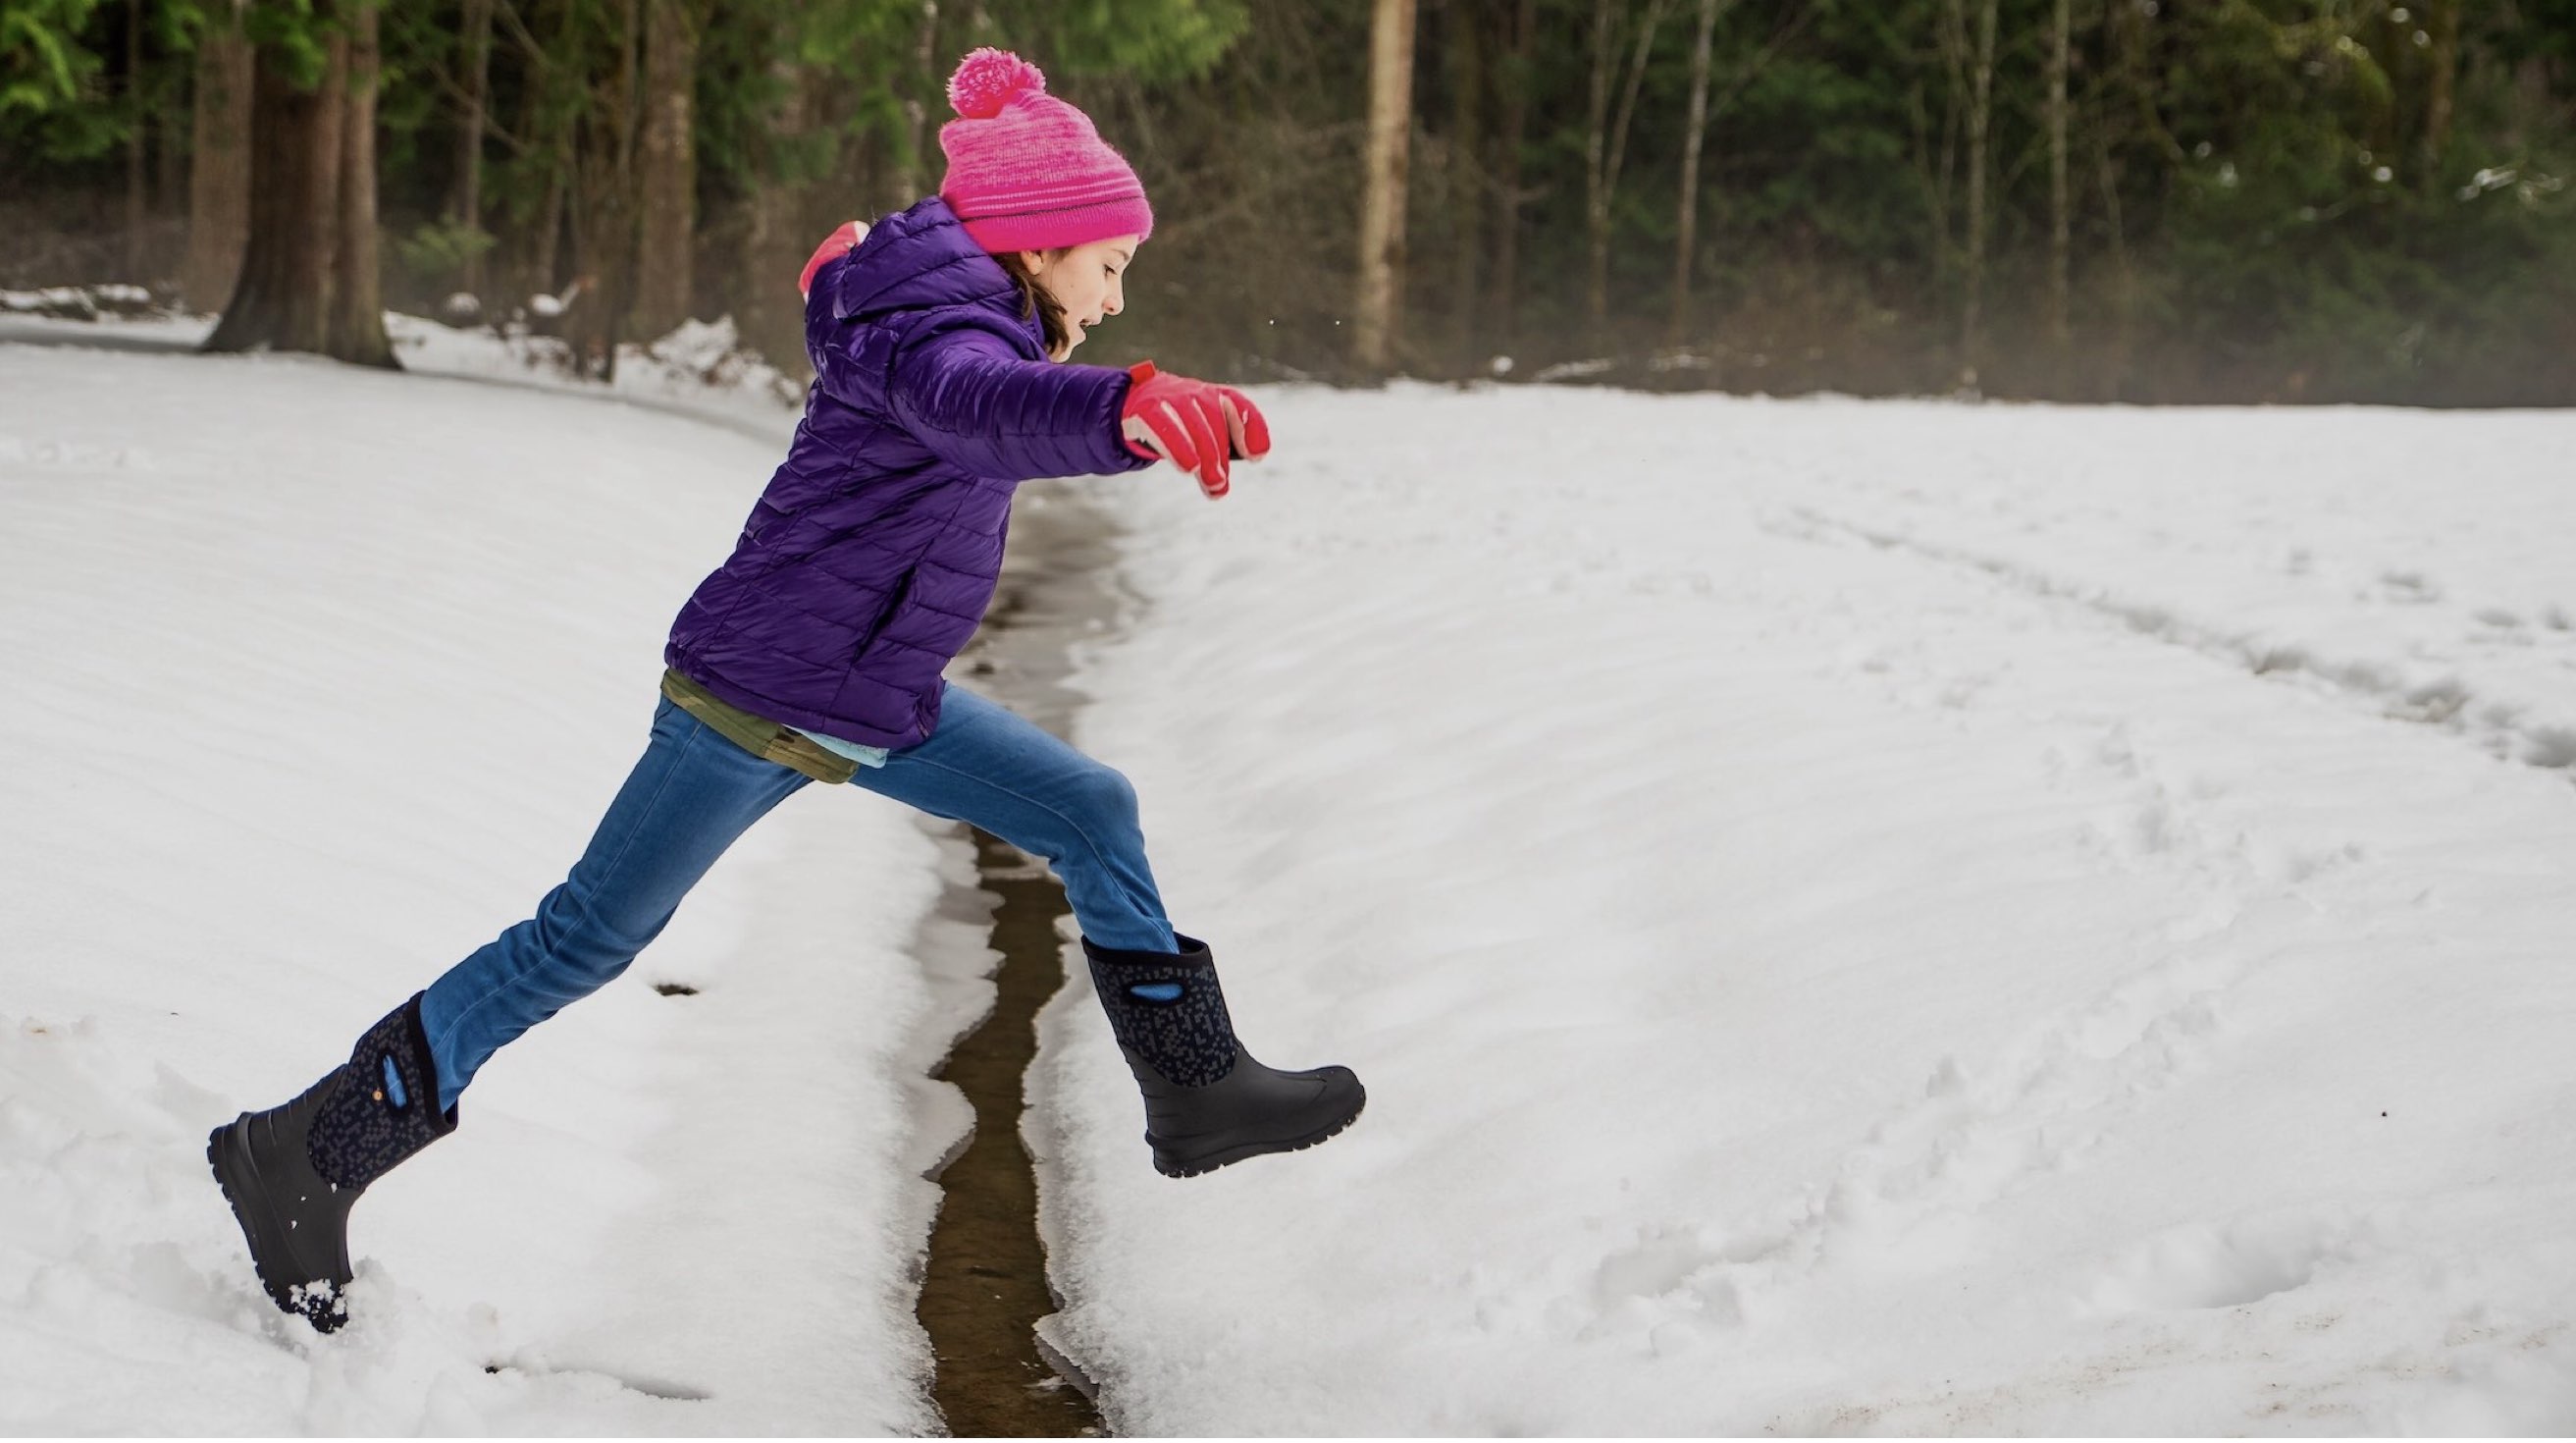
[{"left": 916, "top": 484, "right": 1127, "bottom": 1437}]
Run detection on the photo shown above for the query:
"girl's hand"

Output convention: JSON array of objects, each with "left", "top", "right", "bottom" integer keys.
[
  {"left": 799, "top": 221, "right": 867, "bottom": 300},
  {"left": 1120, "top": 361, "right": 1270, "bottom": 499}
]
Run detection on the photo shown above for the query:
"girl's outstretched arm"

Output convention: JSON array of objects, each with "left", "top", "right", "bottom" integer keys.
[{"left": 878, "top": 325, "right": 1152, "bottom": 482}]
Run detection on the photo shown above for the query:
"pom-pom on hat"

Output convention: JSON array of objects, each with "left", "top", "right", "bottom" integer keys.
[{"left": 936, "top": 47, "right": 1153, "bottom": 254}]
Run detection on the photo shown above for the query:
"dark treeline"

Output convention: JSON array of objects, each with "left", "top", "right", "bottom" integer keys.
[{"left": 5, "top": 0, "right": 2573, "bottom": 402}]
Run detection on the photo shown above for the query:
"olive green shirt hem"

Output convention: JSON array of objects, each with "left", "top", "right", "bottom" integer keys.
[{"left": 658, "top": 668, "right": 860, "bottom": 785}]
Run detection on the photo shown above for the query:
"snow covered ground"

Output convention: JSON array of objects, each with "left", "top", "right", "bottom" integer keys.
[
  {"left": 1042, "top": 390, "right": 2576, "bottom": 1433},
  {"left": 0, "top": 320, "right": 985, "bottom": 1432},
  {"left": 6, "top": 312, "right": 2575, "bottom": 1434}
]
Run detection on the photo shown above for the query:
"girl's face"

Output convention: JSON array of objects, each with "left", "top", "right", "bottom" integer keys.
[{"left": 1020, "top": 236, "right": 1139, "bottom": 356}]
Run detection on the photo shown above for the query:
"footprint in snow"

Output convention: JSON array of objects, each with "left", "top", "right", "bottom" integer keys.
[
  {"left": 2373, "top": 569, "right": 2445, "bottom": 606},
  {"left": 2085, "top": 1208, "right": 2377, "bottom": 1314}
]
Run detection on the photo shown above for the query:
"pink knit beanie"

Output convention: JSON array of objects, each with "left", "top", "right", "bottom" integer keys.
[{"left": 936, "top": 48, "right": 1154, "bottom": 254}]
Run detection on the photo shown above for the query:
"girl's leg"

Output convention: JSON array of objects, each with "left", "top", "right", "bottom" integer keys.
[
  {"left": 854, "top": 684, "right": 1362, "bottom": 1178},
  {"left": 214, "top": 694, "right": 809, "bottom": 1328},
  {"left": 418, "top": 696, "right": 810, "bottom": 1108},
  {"left": 851, "top": 683, "right": 1176, "bottom": 952}
]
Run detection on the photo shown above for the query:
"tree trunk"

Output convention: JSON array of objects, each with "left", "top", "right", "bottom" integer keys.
[
  {"left": 1582, "top": 0, "right": 1614, "bottom": 342},
  {"left": 1669, "top": 0, "right": 1724, "bottom": 347},
  {"left": 327, "top": 0, "right": 395, "bottom": 368},
  {"left": 1489, "top": 0, "right": 1537, "bottom": 350},
  {"left": 532, "top": 155, "right": 567, "bottom": 301},
  {"left": 1959, "top": 0, "right": 1997, "bottom": 387},
  {"left": 632, "top": 0, "right": 700, "bottom": 338},
  {"left": 2094, "top": 0, "right": 2134, "bottom": 398},
  {"left": 2095, "top": 138, "right": 2130, "bottom": 400},
  {"left": 125, "top": 0, "right": 146, "bottom": 279},
  {"left": 2045, "top": 0, "right": 2070, "bottom": 346},
  {"left": 744, "top": 55, "right": 819, "bottom": 375},
  {"left": 155, "top": 73, "right": 185, "bottom": 214},
  {"left": 563, "top": 0, "right": 644, "bottom": 380},
  {"left": 523, "top": 0, "right": 581, "bottom": 309},
  {"left": 1354, "top": 0, "right": 1417, "bottom": 373},
  {"left": 205, "top": 24, "right": 350, "bottom": 357},
  {"left": 453, "top": 0, "right": 495, "bottom": 295},
  {"left": 184, "top": 2, "right": 253, "bottom": 313},
  {"left": 1923, "top": 0, "right": 1968, "bottom": 292},
  {"left": 1585, "top": 0, "right": 1666, "bottom": 344},
  {"left": 891, "top": 0, "right": 940, "bottom": 212},
  {"left": 1447, "top": 0, "right": 1485, "bottom": 370},
  {"left": 2418, "top": 0, "right": 2459, "bottom": 188}
]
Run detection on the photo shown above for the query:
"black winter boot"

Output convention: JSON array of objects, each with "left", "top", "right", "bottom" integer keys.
[
  {"left": 206, "top": 993, "right": 456, "bottom": 1331},
  {"left": 1083, "top": 935, "right": 1365, "bottom": 1178}
]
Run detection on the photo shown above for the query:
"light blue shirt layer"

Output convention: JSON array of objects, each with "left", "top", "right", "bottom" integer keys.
[{"left": 790, "top": 726, "right": 890, "bottom": 770}]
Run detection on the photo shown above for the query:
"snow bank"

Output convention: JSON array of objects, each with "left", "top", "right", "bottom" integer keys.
[
  {"left": 0, "top": 285, "right": 157, "bottom": 322},
  {"left": 0, "top": 309, "right": 809, "bottom": 441},
  {"left": 1040, "top": 385, "right": 2576, "bottom": 1433},
  {"left": 0, "top": 337, "right": 968, "bottom": 1431},
  {"left": 387, "top": 313, "right": 811, "bottom": 430}
]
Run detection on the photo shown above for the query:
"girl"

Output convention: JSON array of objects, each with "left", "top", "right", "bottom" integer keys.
[{"left": 206, "top": 47, "right": 1364, "bottom": 1333}]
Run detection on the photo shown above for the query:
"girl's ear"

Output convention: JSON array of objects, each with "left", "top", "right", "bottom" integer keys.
[{"left": 1018, "top": 249, "right": 1048, "bottom": 280}]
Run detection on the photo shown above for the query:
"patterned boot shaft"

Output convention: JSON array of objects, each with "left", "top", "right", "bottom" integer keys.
[
  {"left": 1082, "top": 934, "right": 1240, "bottom": 1089},
  {"left": 307, "top": 992, "right": 458, "bottom": 1191}
]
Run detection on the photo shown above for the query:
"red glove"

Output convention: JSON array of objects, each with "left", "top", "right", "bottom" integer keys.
[
  {"left": 799, "top": 221, "right": 867, "bottom": 299},
  {"left": 1120, "top": 360, "right": 1271, "bottom": 499}
]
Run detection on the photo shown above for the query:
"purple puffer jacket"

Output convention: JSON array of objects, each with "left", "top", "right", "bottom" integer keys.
[{"left": 665, "top": 195, "right": 1148, "bottom": 748}]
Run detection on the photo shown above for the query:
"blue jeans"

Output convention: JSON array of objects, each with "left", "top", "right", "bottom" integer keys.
[{"left": 416, "top": 685, "right": 1177, "bottom": 1110}]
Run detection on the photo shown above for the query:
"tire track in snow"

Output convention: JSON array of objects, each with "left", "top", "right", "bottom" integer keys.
[{"left": 1761, "top": 505, "right": 2576, "bottom": 785}]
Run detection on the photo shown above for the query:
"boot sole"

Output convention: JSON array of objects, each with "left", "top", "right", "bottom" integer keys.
[
  {"left": 1154, "top": 1092, "right": 1367, "bottom": 1179},
  {"left": 206, "top": 1122, "right": 344, "bottom": 1327}
]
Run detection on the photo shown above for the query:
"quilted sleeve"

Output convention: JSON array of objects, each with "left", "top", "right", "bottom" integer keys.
[{"left": 881, "top": 326, "right": 1152, "bottom": 482}]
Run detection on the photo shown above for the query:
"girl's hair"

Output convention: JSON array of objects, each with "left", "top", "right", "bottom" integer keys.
[{"left": 993, "top": 247, "right": 1073, "bottom": 359}]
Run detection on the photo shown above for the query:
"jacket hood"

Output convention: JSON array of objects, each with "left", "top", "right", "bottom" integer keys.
[{"left": 823, "top": 195, "right": 1034, "bottom": 338}]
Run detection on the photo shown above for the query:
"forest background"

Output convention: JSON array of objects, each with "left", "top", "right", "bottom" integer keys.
[{"left": 3, "top": 0, "right": 2571, "bottom": 405}]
